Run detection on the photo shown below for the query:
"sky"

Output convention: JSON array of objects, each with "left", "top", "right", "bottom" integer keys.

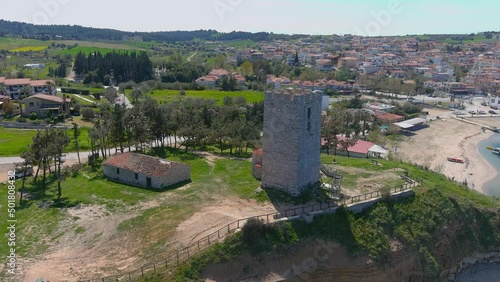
[{"left": 1, "top": 0, "right": 499, "bottom": 36}]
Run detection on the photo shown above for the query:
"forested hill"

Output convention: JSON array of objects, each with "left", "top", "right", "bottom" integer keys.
[{"left": 0, "top": 20, "right": 280, "bottom": 42}]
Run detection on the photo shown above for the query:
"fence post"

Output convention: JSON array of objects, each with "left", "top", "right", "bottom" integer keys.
[
  {"left": 141, "top": 267, "right": 144, "bottom": 278},
  {"left": 177, "top": 253, "right": 179, "bottom": 265},
  {"left": 165, "top": 259, "right": 168, "bottom": 269},
  {"left": 128, "top": 273, "right": 131, "bottom": 282},
  {"left": 153, "top": 262, "right": 156, "bottom": 272},
  {"left": 198, "top": 240, "right": 200, "bottom": 251},
  {"left": 187, "top": 248, "right": 190, "bottom": 258},
  {"left": 228, "top": 224, "right": 230, "bottom": 234},
  {"left": 116, "top": 275, "right": 118, "bottom": 282},
  {"left": 218, "top": 229, "right": 220, "bottom": 238}
]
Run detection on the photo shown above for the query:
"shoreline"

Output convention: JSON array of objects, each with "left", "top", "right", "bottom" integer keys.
[
  {"left": 395, "top": 110, "right": 498, "bottom": 195},
  {"left": 466, "top": 131, "right": 497, "bottom": 194}
]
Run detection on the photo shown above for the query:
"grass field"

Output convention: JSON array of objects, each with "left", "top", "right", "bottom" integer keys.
[
  {"left": 0, "top": 147, "right": 259, "bottom": 260},
  {"left": 0, "top": 37, "right": 50, "bottom": 51},
  {"left": 141, "top": 89, "right": 265, "bottom": 105},
  {"left": 0, "top": 126, "right": 91, "bottom": 157},
  {"left": 57, "top": 46, "right": 128, "bottom": 56}
]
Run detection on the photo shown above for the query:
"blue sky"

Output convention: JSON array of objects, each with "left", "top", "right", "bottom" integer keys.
[{"left": 1, "top": 0, "right": 499, "bottom": 35}]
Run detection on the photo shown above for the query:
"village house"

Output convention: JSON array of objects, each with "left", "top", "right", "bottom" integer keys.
[
  {"left": 0, "top": 77, "right": 56, "bottom": 99},
  {"left": 103, "top": 153, "right": 191, "bottom": 189},
  {"left": 22, "top": 94, "right": 71, "bottom": 117}
]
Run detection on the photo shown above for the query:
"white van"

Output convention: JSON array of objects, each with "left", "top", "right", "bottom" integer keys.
[{"left": 14, "top": 165, "right": 33, "bottom": 178}]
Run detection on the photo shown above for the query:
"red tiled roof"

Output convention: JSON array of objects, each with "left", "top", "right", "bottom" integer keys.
[
  {"left": 30, "top": 80, "right": 53, "bottom": 87},
  {"left": 209, "top": 69, "right": 230, "bottom": 76},
  {"left": 103, "top": 153, "right": 185, "bottom": 177},
  {"left": 334, "top": 136, "right": 375, "bottom": 154},
  {"left": 4, "top": 78, "right": 31, "bottom": 86},
  {"left": 376, "top": 113, "right": 405, "bottom": 122},
  {"left": 24, "top": 94, "right": 68, "bottom": 103}
]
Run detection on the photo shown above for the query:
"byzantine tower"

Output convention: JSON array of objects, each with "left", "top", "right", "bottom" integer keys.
[{"left": 261, "top": 89, "right": 322, "bottom": 195}]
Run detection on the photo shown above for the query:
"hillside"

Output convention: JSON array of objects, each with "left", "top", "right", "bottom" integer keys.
[
  {"left": 167, "top": 171, "right": 500, "bottom": 281},
  {"left": 0, "top": 20, "right": 275, "bottom": 43}
]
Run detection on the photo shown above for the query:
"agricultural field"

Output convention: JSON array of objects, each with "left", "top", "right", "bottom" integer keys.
[
  {"left": 139, "top": 89, "right": 265, "bottom": 105},
  {"left": 0, "top": 37, "right": 51, "bottom": 51},
  {"left": 10, "top": 46, "right": 48, "bottom": 52}
]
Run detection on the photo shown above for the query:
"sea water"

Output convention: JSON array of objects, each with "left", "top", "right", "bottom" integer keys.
[
  {"left": 479, "top": 133, "right": 500, "bottom": 197},
  {"left": 455, "top": 261, "right": 500, "bottom": 281}
]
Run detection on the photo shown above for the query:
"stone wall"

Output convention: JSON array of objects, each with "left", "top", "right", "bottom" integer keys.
[
  {"left": 103, "top": 164, "right": 190, "bottom": 189},
  {"left": 261, "top": 90, "right": 322, "bottom": 195}
]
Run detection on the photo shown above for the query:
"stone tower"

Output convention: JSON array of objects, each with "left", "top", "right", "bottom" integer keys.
[{"left": 261, "top": 89, "right": 322, "bottom": 196}]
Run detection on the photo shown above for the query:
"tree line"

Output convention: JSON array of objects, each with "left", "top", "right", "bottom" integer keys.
[
  {"left": 82, "top": 97, "right": 264, "bottom": 159},
  {"left": 74, "top": 51, "right": 153, "bottom": 85},
  {"left": 0, "top": 20, "right": 282, "bottom": 43}
]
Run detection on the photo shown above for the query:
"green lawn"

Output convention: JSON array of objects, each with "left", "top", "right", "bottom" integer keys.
[
  {"left": 141, "top": 89, "right": 264, "bottom": 105},
  {"left": 0, "top": 147, "right": 260, "bottom": 262},
  {"left": 0, "top": 126, "right": 91, "bottom": 157}
]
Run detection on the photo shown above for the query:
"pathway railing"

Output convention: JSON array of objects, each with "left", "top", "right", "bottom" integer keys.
[{"left": 80, "top": 177, "right": 421, "bottom": 281}]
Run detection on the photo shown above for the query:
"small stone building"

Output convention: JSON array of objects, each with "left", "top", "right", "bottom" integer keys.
[{"left": 103, "top": 153, "right": 191, "bottom": 189}]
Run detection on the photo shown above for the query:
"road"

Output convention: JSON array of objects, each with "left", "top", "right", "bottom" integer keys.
[
  {"left": 187, "top": 51, "right": 198, "bottom": 62},
  {"left": 74, "top": 94, "right": 96, "bottom": 104}
]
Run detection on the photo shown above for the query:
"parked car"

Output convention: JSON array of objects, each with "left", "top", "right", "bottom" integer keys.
[
  {"left": 453, "top": 110, "right": 465, "bottom": 115},
  {"left": 477, "top": 110, "right": 486, "bottom": 115},
  {"left": 489, "top": 110, "right": 497, "bottom": 114},
  {"left": 469, "top": 110, "right": 476, "bottom": 114},
  {"left": 14, "top": 165, "right": 33, "bottom": 178}
]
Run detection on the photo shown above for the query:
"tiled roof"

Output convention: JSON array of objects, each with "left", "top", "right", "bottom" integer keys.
[
  {"left": 4, "top": 78, "right": 31, "bottom": 86},
  {"left": 23, "top": 94, "right": 67, "bottom": 103},
  {"left": 30, "top": 80, "right": 52, "bottom": 87},
  {"left": 103, "top": 153, "right": 185, "bottom": 177}
]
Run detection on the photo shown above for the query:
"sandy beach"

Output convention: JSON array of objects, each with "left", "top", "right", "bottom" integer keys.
[{"left": 395, "top": 108, "right": 498, "bottom": 194}]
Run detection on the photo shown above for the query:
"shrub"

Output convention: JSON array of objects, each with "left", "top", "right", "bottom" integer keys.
[
  {"left": 29, "top": 112, "right": 38, "bottom": 120},
  {"left": 17, "top": 116, "right": 27, "bottom": 123},
  {"left": 81, "top": 107, "right": 96, "bottom": 121}
]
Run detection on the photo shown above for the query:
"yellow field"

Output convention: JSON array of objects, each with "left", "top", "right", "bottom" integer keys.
[{"left": 10, "top": 46, "right": 48, "bottom": 52}]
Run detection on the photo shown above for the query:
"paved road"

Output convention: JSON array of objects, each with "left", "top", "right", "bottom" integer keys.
[{"left": 0, "top": 151, "right": 90, "bottom": 165}]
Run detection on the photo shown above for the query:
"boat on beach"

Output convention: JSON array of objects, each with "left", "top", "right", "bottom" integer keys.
[
  {"left": 447, "top": 157, "right": 465, "bottom": 163},
  {"left": 493, "top": 148, "right": 500, "bottom": 155},
  {"left": 486, "top": 146, "right": 494, "bottom": 150}
]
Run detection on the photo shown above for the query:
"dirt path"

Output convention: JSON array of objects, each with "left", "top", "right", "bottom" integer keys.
[{"left": 19, "top": 195, "right": 279, "bottom": 281}]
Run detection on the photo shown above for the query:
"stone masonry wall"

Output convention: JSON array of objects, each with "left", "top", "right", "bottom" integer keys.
[{"left": 261, "top": 90, "right": 322, "bottom": 195}]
